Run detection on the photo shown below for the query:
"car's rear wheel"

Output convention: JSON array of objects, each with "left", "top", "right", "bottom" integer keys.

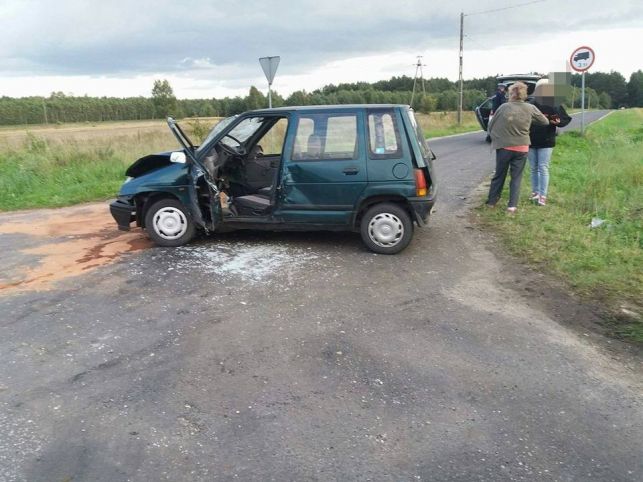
[
  {"left": 360, "top": 203, "right": 413, "bottom": 254},
  {"left": 144, "top": 198, "right": 195, "bottom": 247}
]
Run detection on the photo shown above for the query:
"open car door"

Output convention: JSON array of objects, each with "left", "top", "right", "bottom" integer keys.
[{"left": 166, "top": 117, "right": 222, "bottom": 231}]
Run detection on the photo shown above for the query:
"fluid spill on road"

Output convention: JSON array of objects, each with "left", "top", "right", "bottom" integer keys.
[{"left": 0, "top": 202, "right": 150, "bottom": 293}]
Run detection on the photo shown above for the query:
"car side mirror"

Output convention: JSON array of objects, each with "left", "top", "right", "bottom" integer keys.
[{"left": 170, "top": 151, "right": 187, "bottom": 164}]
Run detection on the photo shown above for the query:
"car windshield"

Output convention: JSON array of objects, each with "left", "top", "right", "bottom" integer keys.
[
  {"left": 220, "top": 117, "right": 265, "bottom": 148},
  {"left": 196, "top": 116, "right": 237, "bottom": 154}
]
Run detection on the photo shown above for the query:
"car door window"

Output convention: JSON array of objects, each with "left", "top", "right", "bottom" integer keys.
[
  {"left": 292, "top": 118, "right": 315, "bottom": 159},
  {"left": 292, "top": 113, "right": 358, "bottom": 161},
  {"left": 367, "top": 111, "right": 401, "bottom": 159},
  {"left": 255, "top": 118, "right": 288, "bottom": 156}
]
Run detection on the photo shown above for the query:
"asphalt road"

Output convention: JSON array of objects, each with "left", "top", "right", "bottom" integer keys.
[{"left": 2, "top": 109, "right": 642, "bottom": 482}]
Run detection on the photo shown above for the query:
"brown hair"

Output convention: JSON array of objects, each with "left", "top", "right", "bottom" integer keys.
[{"left": 509, "top": 82, "right": 528, "bottom": 101}]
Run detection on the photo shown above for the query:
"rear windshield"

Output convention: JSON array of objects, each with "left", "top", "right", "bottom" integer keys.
[{"left": 408, "top": 109, "right": 431, "bottom": 161}]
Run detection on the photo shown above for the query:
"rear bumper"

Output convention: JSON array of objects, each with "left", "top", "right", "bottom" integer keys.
[
  {"left": 408, "top": 196, "right": 435, "bottom": 226},
  {"left": 110, "top": 198, "right": 136, "bottom": 231}
]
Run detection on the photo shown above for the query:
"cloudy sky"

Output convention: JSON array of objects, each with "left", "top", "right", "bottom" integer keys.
[{"left": 1, "top": 0, "right": 641, "bottom": 99}]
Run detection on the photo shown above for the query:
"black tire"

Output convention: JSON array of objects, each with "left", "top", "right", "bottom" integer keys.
[
  {"left": 360, "top": 203, "right": 413, "bottom": 254},
  {"left": 144, "top": 198, "right": 195, "bottom": 247}
]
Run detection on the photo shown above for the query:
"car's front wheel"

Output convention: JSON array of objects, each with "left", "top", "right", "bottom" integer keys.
[
  {"left": 360, "top": 203, "right": 413, "bottom": 254},
  {"left": 144, "top": 198, "right": 195, "bottom": 247}
]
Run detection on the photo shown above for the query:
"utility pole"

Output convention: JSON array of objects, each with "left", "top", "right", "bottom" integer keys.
[
  {"left": 456, "top": 1, "right": 545, "bottom": 125},
  {"left": 410, "top": 56, "right": 427, "bottom": 109},
  {"left": 457, "top": 11, "right": 464, "bottom": 124},
  {"left": 42, "top": 98, "right": 48, "bottom": 124}
]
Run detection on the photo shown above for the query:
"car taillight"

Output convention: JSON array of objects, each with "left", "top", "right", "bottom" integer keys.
[{"left": 414, "top": 169, "right": 427, "bottom": 197}]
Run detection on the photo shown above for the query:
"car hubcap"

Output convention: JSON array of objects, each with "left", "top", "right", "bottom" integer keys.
[
  {"left": 368, "top": 213, "right": 404, "bottom": 248},
  {"left": 153, "top": 207, "right": 187, "bottom": 240}
]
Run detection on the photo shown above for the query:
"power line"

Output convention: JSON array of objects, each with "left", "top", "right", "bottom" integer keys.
[
  {"left": 465, "top": 0, "right": 547, "bottom": 17},
  {"left": 464, "top": 34, "right": 492, "bottom": 51},
  {"left": 457, "top": 0, "right": 547, "bottom": 124}
]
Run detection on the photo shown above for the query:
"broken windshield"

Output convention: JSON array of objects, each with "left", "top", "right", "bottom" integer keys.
[
  {"left": 219, "top": 117, "right": 265, "bottom": 148},
  {"left": 196, "top": 116, "right": 237, "bottom": 154}
]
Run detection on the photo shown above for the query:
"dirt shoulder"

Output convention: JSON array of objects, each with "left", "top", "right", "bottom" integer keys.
[{"left": 0, "top": 202, "right": 150, "bottom": 293}]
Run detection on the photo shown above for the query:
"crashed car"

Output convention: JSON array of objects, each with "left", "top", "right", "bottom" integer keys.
[
  {"left": 110, "top": 105, "right": 436, "bottom": 254},
  {"left": 475, "top": 74, "right": 545, "bottom": 132}
]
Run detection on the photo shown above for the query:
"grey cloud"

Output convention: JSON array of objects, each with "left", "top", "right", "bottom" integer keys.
[{"left": 2, "top": 0, "right": 641, "bottom": 78}]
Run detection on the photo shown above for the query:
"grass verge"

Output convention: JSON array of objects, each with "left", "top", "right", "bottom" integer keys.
[
  {"left": 0, "top": 119, "right": 224, "bottom": 211},
  {"left": 0, "top": 131, "right": 178, "bottom": 211},
  {"left": 478, "top": 108, "right": 643, "bottom": 342},
  {"left": 417, "top": 111, "right": 481, "bottom": 139}
]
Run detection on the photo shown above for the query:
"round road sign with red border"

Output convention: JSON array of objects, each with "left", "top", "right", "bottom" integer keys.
[{"left": 570, "top": 46, "right": 595, "bottom": 72}]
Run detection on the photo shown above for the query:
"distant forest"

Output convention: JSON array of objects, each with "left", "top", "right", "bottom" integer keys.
[{"left": 1, "top": 70, "right": 641, "bottom": 126}]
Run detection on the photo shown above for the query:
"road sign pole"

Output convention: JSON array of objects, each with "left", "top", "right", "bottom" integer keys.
[
  {"left": 581, "top": 72, "right": 585, "bottom": 135},
  {"left": 268, "top": 84, "right": 273, "bottom": 109},
  {"left": 569, "top": 45, "right": 594, "bottom": 136}
]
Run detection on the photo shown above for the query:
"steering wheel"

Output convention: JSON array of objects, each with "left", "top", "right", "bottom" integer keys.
[
  {"left": 219, "top": 141, "right": 240, "bottom": 157},
  {"left": 224, "top": 133, "right": 242, "bottom": 145},
  {"left": 221, "top": 135, "right": 247, "bottom": 156}
]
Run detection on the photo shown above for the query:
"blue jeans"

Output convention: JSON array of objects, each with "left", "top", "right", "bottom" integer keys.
[{"left": 528, "top": 147, "right": 553, "bottom": 197}]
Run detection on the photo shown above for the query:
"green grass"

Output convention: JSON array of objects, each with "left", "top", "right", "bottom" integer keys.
[
  {"left": 478, "top": 109, "right": 643, "bottom": 341},
  {"left": 0, "top": 118, "right": 225, "bottom": 211},
  {"left": 0, "top": 131, "right": 178, "bottom": 210},
  {"left": 417, "top": 111, "right": 481, "bottom": 139}
]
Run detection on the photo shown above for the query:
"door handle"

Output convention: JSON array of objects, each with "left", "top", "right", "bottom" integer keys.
[{"left": 343, "top": 167, "right": 359, "bottom": 175}]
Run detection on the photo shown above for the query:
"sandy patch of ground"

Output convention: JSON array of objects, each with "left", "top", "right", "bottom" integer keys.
[{"left": 0, "top": 203, "right": 150, "bottom": 293}]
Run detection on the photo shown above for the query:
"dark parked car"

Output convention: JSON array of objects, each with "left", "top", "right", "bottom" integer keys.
[
  {"left": 475, "top": 74, "right": 545, "bottom": 133},
  {"left": 110, "top": 105, "right": 436, "bottom": 254}
]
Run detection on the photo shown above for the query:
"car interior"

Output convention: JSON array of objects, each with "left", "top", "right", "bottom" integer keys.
[{"left": 199, "top": 116, "right": 287, "bottom": 218}]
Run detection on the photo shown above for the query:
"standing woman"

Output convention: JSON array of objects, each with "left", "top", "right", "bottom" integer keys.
[
  {"left": 486, "top": 82, "right": 551, "bottom": 214},
  {"left": 528, "top": 79, "right": 572, "bottom": 206}
]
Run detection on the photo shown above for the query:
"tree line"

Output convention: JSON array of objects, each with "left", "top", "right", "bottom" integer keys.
[{"left": 1, "top": 70, "right": 641, "bottom": 126}]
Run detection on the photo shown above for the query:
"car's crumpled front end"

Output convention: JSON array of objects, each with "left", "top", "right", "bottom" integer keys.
[
  {"left": 110, "top": 151, "right": 190, "bottom": 231},
  {"left": 110, "top": 196, "right": 136, "bottom": 231}
]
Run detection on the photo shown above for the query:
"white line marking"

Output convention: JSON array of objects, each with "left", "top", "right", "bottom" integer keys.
[{"left": 428, "top": 130, "right": 483, "bottom": 142}]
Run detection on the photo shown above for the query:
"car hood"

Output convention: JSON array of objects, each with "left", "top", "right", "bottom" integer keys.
[{"left": 125, "top": 151, "right": 175, "bottom": 178}]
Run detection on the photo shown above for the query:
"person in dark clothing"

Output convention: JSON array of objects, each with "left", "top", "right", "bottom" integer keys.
[
  {"left": 491, "top": 83, "right": 507, "bottom": 115},
  {"left": 528, "top": 79, "right": 572, "bottom": 206},
  {"left": 485, "top": 83, "right": 507, "bottom": 142}
]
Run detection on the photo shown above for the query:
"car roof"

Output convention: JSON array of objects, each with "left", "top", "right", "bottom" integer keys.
[
  {"left": 247, "top": 104, "right": 410, "bottom": 114},
  {"left": 497, "top": 74, "right": 545, "bottom": 83}
]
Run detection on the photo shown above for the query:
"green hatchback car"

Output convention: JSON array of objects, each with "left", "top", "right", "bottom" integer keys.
[{"left": 110, "top": 105, "right": 436, "bottom": 254}]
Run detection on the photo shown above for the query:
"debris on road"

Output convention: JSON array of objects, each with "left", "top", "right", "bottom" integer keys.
[{"left": 171, "top": 242, "right": 320, "bottom": 283}]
